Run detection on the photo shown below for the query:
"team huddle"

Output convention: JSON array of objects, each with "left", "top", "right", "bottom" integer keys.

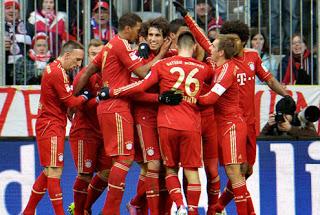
[{"left": 22, "top": 2, "right": 293, "bottom": 215}]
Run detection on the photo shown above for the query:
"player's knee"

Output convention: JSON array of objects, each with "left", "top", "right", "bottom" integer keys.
[
  {"left": 78, "top": 173, "right": 93, "bottom": 182},
  {"left": 97, "top": 169, "right": 111, "bottom": 181},
  {"left": 245, "top": 165, "right": 253, "bottom": 179},
  {"left": 46, "top": 166, "right": 63, "bottom": 178},
  {"left": 225, "top": 164, "right": 242, "bottom": 181},
  {"left": 147, "top": 160, "right": 161, "bottom": 171},
  {"left": 184, "top": 167, "right": 200, "bottom": 184},
  {"left": 240, "top": 162, "right": 249, "bottom": 175}
]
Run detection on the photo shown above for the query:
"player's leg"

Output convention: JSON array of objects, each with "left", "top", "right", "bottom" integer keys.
[
  {"left": 22, "top": 170, "right": 47, "bottom": 214},
  {"left": 73, "top": 173, "right": 91, "bottom": 215},
  {"left": 137, "top": 123, "right": 162, "bottom": 215},
  {"left": 201, "top": 116, "right": 220, "bottom": 214},
  {"left": 180, "top": 130, "right": 202, "bottom": 215},
  {"left": 47, "top": 166, "right": 64, "bottom": 215},
  {"left": 84, "top": 138, "right": 112, "bottom": 213},
  {"left": 99, "top": 112, "right": 135, "bottom": 215},
  {"left": 158, "top": 127, "right": 186, "bottom": 211},
  {"left": 159, "top": 165, "right": 172, "bottom": 215}
]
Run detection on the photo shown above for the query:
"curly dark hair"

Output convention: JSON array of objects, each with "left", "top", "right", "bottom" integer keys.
[
  {"left": 149, "top": 17, "right": 170, "bottom": 38},
  {"left": 220, "top": 20, "right": 250, "bottom": 44}
]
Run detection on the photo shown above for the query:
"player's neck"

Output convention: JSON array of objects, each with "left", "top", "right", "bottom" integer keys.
[
  {"left": 178, "top": 50, "right": 193, "bottom": 58},
  {"left": 216, "top": 58, "right": 227, "bottom": 67}
]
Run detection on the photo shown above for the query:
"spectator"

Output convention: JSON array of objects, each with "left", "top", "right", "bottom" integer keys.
[
  {"left": 270, "top": 0, "right": 298, "bottom": 54},
  {"left": 91, "top": 1, "right": 117, "bottom": 44},
  {"left": 279, "top": 33, "right": 317, "bottom": 85},
  {"left": 4, "top": 0, "right": 34, "bottom": 85},
  {"left": 260, "top": 97, "right": 318, "bottom": 138},
  {"left": 15, "top": 32, "right": 51, "bottom": 85},
  {"left": 207, "top": 16, "right": 223, "bottom": 42},
  {"left": 28, "top": 0, "right": 68, "bottom": 56},
  {"left": 194, "top": 0, "right": 216, "bottom": 31},
  {"left": 250, "top": 29, "right": 279, "bottom": 84}
]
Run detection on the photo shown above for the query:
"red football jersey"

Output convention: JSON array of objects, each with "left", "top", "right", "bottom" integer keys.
[
  {"left": 112, "top": 55, "right": 209, "bottom": 132},
  {"left": 199, "top": 60, "right": 243, "bottom": 120},
  {"left": 233, "top": 49, "right": 272, "bottom": 124},
  {"left": 36, "top": 60, "right": 86, "bottom": 137},
  {"left": 131, "top": 50, "right": 178, "bottom": 122},
  {"left": 92, "top": 35, "right": 143, "bottom": 113},
  {"left": 69, "top": 66, "right": 102, "bottom": 138}
]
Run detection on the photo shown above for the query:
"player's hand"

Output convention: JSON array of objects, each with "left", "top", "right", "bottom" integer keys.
[
  {"left": 138, "top": 42, "right": 150, "bottom": 59},
  {"left": 80, "top": 89, "right": 92, "bottom": 100},
  {"left": 159, "top": 90, "right": 183, "bottom": 105},
  {"left": 173, "top": 1, "right": 188, "bottom": 17},
  {"left": 98, "top": 87, "right": 110, "bottom": 100},
  {"left": 158, "top": 37, "right": 172, "bottom": 57}
]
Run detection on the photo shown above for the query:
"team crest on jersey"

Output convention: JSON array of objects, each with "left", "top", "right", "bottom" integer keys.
[
  {"left": 146, "top": 147, "right": 155, "bottom": 156},
  {"left": 65, "top": 84, "right": 72, "bottom": 93},
  {"left": 125, "top": 141, "right": 133, "bottom": 150},
  {"left": 248, "top": 62, "right": 255, "bottom": 71},
  {"left": 85, "top": 159, "right": 92, "bottom": 168},
  {"left": 129, "top": 51, "right": 139, "bottom": 61},
  {"left": 58, "top": 153, "right": 64, "bottom": 162}
]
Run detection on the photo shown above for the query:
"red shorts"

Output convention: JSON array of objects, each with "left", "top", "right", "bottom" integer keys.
[
  {"left": 98, "top": 112, "right": 135, "bottom": 157},
  {"left": 217, "top": 118, "right": 247, "bottom": 166},
  {"left": 69, "top": 134, "right": 112, "bottom": 174},
  {"left": 201, "top": 114, "right": 218, "bottom": 161},
  {"left": 37, "top": 136, "right": 65, "bottom": 167},
  {"left": 246, "top": 123, "right": 257, "bottom": 165},
  {"left": 158, "top": 127, "right": 202, "bottom": 168}
]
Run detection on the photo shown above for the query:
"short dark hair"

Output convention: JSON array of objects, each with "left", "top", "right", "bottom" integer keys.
[
  {"left": 60, "top": 40, "right": 84, "bottom": 56},
  {"left": 118, "top": 12, "right": 142, "bottom": 31},
  {"left": 221, "top": 20, "right": 250, "bottom": 44},
  {"left": 149, "top": 17, "right": 170, "bottom": 38},
  {"left": 217, "top": 34, "right": 238, "bottom": 59},
  {"left": 169, "top": 18, "right": 187, "bottom": 34},
  {"left": 177, "top": 31, "right": 195, "bottom": 49}
]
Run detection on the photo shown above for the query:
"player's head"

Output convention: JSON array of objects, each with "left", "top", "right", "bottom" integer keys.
[
  {"left": 220, "top": 20, "right": 249, "bottom": 47},
  {"left": 118, "top": 12, "right": 142, "bottom": 43},
  {"left": 147, "top": 17, "right": 170, "bottom": 52},
  {"left": 59, "top": 40, "right": 84, "bottom": 71},
  {"left": 177, "top": 31, "right": 196, "bottom": 53},
  {"left": 211, "top": 34, "right": 238, "bottom": 62},
  {"left": 169, "top": 18, "right": 189, "bottom": 49},
  {"left": 88, "top": 39, "right": 104, "bottom": 63}
]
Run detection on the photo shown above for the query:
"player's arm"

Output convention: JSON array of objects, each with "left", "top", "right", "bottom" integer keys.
[
  {"left": 110, "top": 70, "right": 159, "bottom": 98},
  {"left": 73, "top": 63, "right": 99, "bottom": 95},
  {"left": 183, "top": 15, "right": 213, "bottom": 54},
  {"left": 131, "top": 92, "right": 160, "bottom": 103},
  {"left": 133, "top": 38, "right": 172, "bottom": 78},
  {"left": 266, "top": 76, "right": 289, "bottom": 96},
  {"left": 254, "top": 52, "right": 289, "bottom": 97},
  {"left": 52, "top": 71, "right": 88, "bottom": 108},
  {"left": 198, "top": 66, "right": 234, "bottom": 105}
]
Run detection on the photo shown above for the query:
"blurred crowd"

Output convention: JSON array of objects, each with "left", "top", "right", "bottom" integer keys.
[{"left": 3, "top": 0, "right": 319, "bottom": 85}]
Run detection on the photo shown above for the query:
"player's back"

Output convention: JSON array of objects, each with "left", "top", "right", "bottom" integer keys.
[
  {"left": 155, "top": 55, "right": 208, "bottom": 132},
  {"left": 36, "top": 60, "right": 71, "bottom": 136}
]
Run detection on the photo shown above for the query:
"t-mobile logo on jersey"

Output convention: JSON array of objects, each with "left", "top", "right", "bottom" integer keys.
[{"left": 237, "top": 73, "right": 247, "bottom": 85}]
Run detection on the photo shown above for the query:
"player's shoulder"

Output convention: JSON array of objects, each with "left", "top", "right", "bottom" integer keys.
[
  {"left": 243, "top": 48, "right": 260, "bottom": 57},
  {"left": 113, "top": 36, "right": 132, "bottom": 51}
]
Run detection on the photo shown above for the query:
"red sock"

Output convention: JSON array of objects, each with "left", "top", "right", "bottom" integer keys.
[
  {"left": 23, "top": 172, "right": 47, "bottom": 214},
  {"left": 207, "top": 177, "right": 220, "bottom": 207},
  {"left": 165, "top": 174, "right": 184, "bottom": 208},
  {"left": 47, "top": 177, "right": 64, "bottom": 215},
  {"left": 85, "top": 174, "right": 108, "bottom": 211},
  {"left": 246, "top": 192, "right": 256, "bottom": 215},
  {"left": 186, "top": 184, "right": 201, "bottom": 215},
  {"left": 146, "top": 169, "right": 160, "bottom": 215},
  {"left": 218, "top": 180, "right": 234, "bottom": 207},
  {"left": 73, "top": 177, "right": 89, "bottom": 215},
  {"left": 232, "top": 180, "right": 248, "bottom": 215},
  {"left": 159, "top": 175, "right": 172, "bottom": 215},
  {"left": 130, "top": 174, "right": 146, "bottom": 207},
  {"left": 102, "top": 161, "right": 131, "bottom": 215}
]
